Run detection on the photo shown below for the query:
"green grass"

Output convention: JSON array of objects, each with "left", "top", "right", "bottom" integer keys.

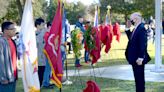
[
  {"left": 66, "top": 33, "right": 157, "bottom": 69},
  {"left": 16, "top": 34, "right": 164, "bottom": 92},
  {"left": 16, "top": 77, "right": 164, "bottom": 92}
]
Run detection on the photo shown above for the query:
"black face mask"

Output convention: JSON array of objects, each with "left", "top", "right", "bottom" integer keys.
[{"left": 130, "top": 20, "right": 135, "bottom": 25}]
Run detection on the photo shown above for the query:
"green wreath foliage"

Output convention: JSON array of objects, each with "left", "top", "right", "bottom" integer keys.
[{"left": 71, "top": 28, "right": 83, "bottom": 58}]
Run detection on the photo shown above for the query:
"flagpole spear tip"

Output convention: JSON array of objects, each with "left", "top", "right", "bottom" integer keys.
[
  {"left": 107, "top": 5, "right": 111, "bottom": 10},
  {"left": 107, "top": 5, "right": 111, "bottom": 15},
  {"left": 95, "top": 5, "right": 99, "bottom": 11}
]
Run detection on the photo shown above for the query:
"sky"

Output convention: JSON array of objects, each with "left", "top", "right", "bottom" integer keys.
[{"left": 46, "top": 0, "right": 100, "bottom": 6}]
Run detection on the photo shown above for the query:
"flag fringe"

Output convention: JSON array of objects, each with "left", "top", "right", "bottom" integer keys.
[{"left": 43, "top": 49, "right": 62, "bottom": 88}]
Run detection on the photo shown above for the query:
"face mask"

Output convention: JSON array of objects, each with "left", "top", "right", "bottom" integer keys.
[{"left": 130, "top": 20, "right": 135, "bottom": 25}]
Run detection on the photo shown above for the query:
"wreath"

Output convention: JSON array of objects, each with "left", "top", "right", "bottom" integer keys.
[
  {"left": 84, "top": 25, "right": 96, "bottom": 51},
  {"left": 71, "top": 28, "right": 83, "bottom": 58}
]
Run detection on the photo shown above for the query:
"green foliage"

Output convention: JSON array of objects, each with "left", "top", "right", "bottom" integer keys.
[
  {"left": 46, "top": 0, "right": 57, "bottom": 22},
  {"left": 71, "top": 28, "right": 83, "bottom": 58},
  {"left": 100, "top": 0, "right": 155, "bottom": 23},
  {"left": 4, "top": 0, "right": 20, "bottom": 23},
  {"left": 0, "top": 0, "right": 10, "bottom": 20},
  {"left": 0, "top": 0, "right": 158, "bottom": 25},
  {"left": 47, "top": 1, "right": 86, "bottom": 24},
  {"left": 66, "top": 2, "right": 86, "bottom": 24},
  {"left": 33, "top": 0, "right": 43, "bottom": 18},
  {"left": 111, "top": 13, "right": 125, "bottom": 24},
  {"left": 0, "top": 0, "right": 48, "bottom": 24},
  {"left": 84, "top": 26, "right": 95, "bottom": 51},
  {"left": 100, "top": 0, "right": 136, "bottom": 22},
  {"left": 134, "top": 0, "right": 155, "bottom": 19}
]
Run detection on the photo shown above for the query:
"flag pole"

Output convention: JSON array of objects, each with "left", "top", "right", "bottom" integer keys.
[
  {"left": 89, "top": 49, "right": 97, "bottom": 82},
  {"left": 65, "top": 46, "right": 68, "bottom": 80},
  {"left": 60, "top": 88, "right": 62, "bottom": 92},
  {"left": 62, "top": 4, "right": 68, "bottom": 80},
  {"left": 61, "top": 1, "right": 72, "bottom": 85},
  {"left": 62, "top": 45, "right": 73, "bottom": 85}
]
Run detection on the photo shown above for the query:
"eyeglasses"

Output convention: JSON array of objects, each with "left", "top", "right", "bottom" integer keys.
[{"left": 7, "top": 28, "right": 16, "bottom": 31}]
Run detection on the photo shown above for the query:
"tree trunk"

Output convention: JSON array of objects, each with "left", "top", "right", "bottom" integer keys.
[
  {"left": 124, "top": 13, "right": 128, "bottom": 24},
  {"left": 23, "top": 0, "right": 25, "bottom": 5},
  {"left": 16, "top": 0, "right": 23, "bottom": 23}
]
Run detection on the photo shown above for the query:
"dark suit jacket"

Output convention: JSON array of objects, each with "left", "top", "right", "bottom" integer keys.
[{"left": 125, "top": 23, "right": 151, "bottom": 65}]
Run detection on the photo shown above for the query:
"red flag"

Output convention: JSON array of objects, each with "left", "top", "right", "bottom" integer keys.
[
  {"left": 44, "top": 31, "right": 50, "bottom": 42},
  {"left": 99, "top": 24, "right": 113, "bottom": 53},
  {"left": 90, "top": 27, "right": 101, "bottom": 64},
  {"left": 105, "top": 24, "right": 113, "bottom": 53},
  {"left": 104, "top": 25, "right": 111, "bottom": 53},
  {"left": 43, "top": 1, "right": 63, "bottom": 88},
  {"left": 98, "top": 25, "right": 104, "bottom": 44},
  {"left": 113, "top": 22, "right": 121, "bottom": 42}
]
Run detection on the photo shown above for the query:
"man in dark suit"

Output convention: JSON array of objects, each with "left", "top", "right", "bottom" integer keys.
[{"left": 125, "top": 12, "right": 151, "bottom": 92}]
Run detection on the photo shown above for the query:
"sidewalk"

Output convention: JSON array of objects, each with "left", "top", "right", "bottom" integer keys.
[
  {"left": 18, "top": 64, "right": 164, "bottom": 82},
  {"left": 66, "top": 64, "right": 164, "bottom": 82}
]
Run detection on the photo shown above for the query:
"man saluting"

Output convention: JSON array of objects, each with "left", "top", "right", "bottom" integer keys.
[{"left": 125, "top": 12, "right": 151, "bottom": 92}]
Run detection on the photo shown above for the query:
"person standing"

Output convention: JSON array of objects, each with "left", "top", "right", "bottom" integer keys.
[
  {"left": 0, "top": 21, "right": 17, "bottom": 92},
  {"left": 35, "top": 18, "right": 46, "bottom": 87},
  {"left": 125, "top": 12, "right": 151, "bottom": 92},
  {"left": 42, "top": 22, "right": 54, "bottom": 88},
  {"left": 75, "top": 15, "right": 89, "bottom": 67},
  {"left": 65, "top": 19, "right": 73, "bottom": 54},
  {"left": 75, "top": 15, "right": 85, "bottom": 34}
]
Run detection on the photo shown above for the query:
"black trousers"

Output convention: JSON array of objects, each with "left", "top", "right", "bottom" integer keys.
[
  {"left": 38, "top": 66, "right": 45, "bottom": 87},
  {"left": 132, "top": 64, "right": 145, "bottom": 92},
  {"left": 67, "top": 42, "right": 72, "bottom": 51}
]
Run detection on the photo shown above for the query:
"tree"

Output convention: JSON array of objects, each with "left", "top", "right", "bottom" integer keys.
[
  {"left": 47, "top": 1, "right": 86, "bottom": 24},
  {"left": 134, "top": 0, "right": 155, "bottom": 20},
  {"left": 0, "top": 0, "right": 48, "bottom": 24},
  {"left": 66, "top": 1, "right": 86, "bottom": 24},
  {"left": 100, "top": 0, "right": 155, "bottom": 23},
  {"left": 16, "top": 0, "right": 23, "bottom": 20},
  {"left": 100, "top": 0, "right": 136, "bottom": 23},
  {"left": 32, "top": 0, "right": 47, "bottom": 18},
  {"left": 4, "top": 0, "right": 20, "bottom": 23},
  {"left": 46, "top": 0, "right": 57, "bottom": 22},
  {"left": 0, "top": 0, "right": 11, "bottom": 22}
]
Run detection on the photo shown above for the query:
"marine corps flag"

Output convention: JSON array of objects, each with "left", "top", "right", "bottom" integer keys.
[
  {"left": 19, "top": 0, "right": 40, "bottom": 91},
  {"left": 44, "top": 0, "right": 63, "bottom": 88}
]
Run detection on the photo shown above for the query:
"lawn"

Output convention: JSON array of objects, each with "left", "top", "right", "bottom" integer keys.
[
  {"left": 16, "top": 33, "right": 164, "bottom": 92},
  {"left": 66, "top": 33, "right": 157, "bottom": 69},
  {"left": 16, "top": 77, "right": 164, "bottom": 92}
]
